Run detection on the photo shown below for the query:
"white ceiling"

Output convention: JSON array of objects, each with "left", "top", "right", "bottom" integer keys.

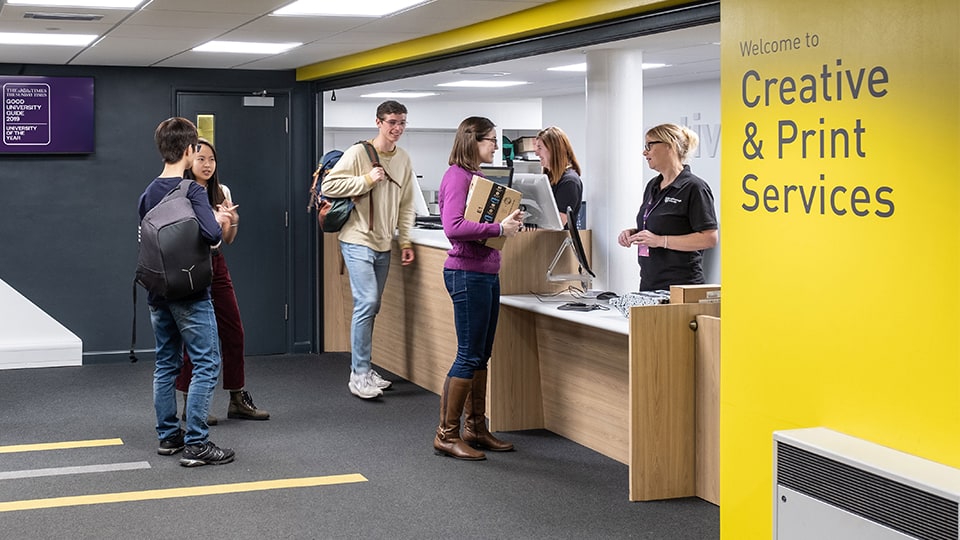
[{"left": 0, "top": 0, "right": 720, "bottom": 101}]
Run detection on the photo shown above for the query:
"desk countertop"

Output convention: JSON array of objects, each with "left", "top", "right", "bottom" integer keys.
[
  {"left": 408, "top": 228, "right": 451, "bottom": 250},
  {"left": 499, "top": 294, "right": 629, "bottom": 335}
]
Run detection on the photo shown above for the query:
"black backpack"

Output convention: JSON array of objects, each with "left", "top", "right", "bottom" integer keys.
[
  {"left": 135, "top": 179, "right": 213, "bottom": 300},
  {"left": 307, "top": 141, "right": 381, "bottom": 232}
]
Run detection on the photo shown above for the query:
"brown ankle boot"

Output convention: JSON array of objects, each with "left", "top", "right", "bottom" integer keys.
[
  {"left": 462, "top": 369, "right": 514, "bottom": 452},
  {"left": 227, "top": 389, "right": 270, "bottom": 420},
  {"left": 433, "top": 376, "right": 485, "bottom": 460},
  {"left": 180, "top": 391, "right": 218, "bottom": 426}
]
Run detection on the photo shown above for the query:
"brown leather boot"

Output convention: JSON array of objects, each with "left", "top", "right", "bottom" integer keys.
[
  {"left": 433, "top": 376, "right": 486, "bottom": 460},
  {"left": 462, "top": 369, "right": 514, "bottom": 452},
  {"left": 227, "top": 389, "right": 270, "bottom": 420},
  {"left": 181, "top": 391, "right": 217, "bottom": 426}
]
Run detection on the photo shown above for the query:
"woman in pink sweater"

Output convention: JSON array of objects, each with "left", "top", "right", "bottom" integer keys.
[{"left": 432, "top": 117, "right": 522, "bottom": 460}]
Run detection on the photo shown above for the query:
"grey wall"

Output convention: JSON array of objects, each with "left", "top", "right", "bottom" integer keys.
[{"left": 0, "top": 63, "right": 315, "bottom": 362}]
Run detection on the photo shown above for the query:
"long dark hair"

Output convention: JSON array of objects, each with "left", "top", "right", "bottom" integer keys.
[
  {"left": 448, "top": 116, "right": 496, "bottom": 171},
  {"left": 184, "top": 137, "right": 226, "bottom": 207}
]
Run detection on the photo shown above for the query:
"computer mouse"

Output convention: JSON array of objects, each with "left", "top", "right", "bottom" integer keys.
[{"left": 596, "top": 291, "right": 618, "bottom": 301}]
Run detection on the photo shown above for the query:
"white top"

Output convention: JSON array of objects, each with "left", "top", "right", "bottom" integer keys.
[{"left": 499, "top": 294, "right": 629, "bottom": 335}]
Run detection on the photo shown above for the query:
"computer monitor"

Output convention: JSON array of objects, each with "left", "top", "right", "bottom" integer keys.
[
  {"left": 479, "top": 165, "right": 513, "bottom": 188},
  {"left": 512, "top": 173, "right": 563, "bottom": 230},
  {"left": 547, "top": 206, "right": 597, "bottom": 292}
]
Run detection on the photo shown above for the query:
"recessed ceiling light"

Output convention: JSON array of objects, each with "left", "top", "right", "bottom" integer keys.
[
  {"left": 193, "top": 41, "right": 302, "bottom": 55},
  {"left": 0, "top": 31, "right": 97, "bottom": 46},
  {"left": 642, "top": 63, "right": 670, "bottom": 70},
  {"left": 547, "top": 63, "right": 586, "bottom": 72},
  {"left": 273, "top": 0, "right": 432, "bottom": 17},
  {"left": 7, "top": 0, "right": 143, "bottom": 7},
  {"left": 437, "top": 80, "right": 529, "bottom": 88},
  {"left": 361, "top": 91, "right": 439, "bottom": 98}
]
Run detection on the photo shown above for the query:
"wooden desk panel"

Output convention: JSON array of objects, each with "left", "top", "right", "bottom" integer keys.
[
  {"left": 695, "top": 315, "right": 721, "bottom": 505},
  {"left": 536, "top": 316, "right": 629, "bottom": 464},
  {"left": 322, "top": 230, "right": 586, "bottom": 395},
  {"left": 628, "top": 302, "right": 720, "bottom": 502}
]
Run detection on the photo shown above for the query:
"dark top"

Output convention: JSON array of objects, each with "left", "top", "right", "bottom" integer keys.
[
  {"left": 138, "top": 176, "right": 222, "bottom": 305},
  {"left": 635, "top": 165, "right": 717, "bottom": 291},
  {"left": 552, "top": 168, "right": 583, "bottom": 220}
]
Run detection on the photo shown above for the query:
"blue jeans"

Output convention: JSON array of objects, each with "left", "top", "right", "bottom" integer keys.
[
  {"left": 149, "top": 299, "right": 221, "bottom": 446},
  {"left": 340, "top": 241, "right": 391, "bottom": 374},
  {"left": 443, "top": 269, "right": 500, "bottom": 379}
]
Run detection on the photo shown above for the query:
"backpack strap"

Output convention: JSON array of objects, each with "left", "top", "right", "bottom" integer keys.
[{"left": 357, "top": 141, "right": 381, "bottom": 232}]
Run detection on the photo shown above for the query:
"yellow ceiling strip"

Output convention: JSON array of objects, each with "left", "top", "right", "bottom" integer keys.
[{"left": 296, "top": 0, "right": 689, "bottom": 82}]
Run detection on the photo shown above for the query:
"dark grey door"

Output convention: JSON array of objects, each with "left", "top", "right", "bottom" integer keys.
[{"left": 177, "top": 91, "right": 289, "bottom": 355}]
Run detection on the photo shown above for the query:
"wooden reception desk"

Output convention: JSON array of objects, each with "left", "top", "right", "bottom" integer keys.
[{"left": 322, "top": 229, "right": 719, "bottom": 503}]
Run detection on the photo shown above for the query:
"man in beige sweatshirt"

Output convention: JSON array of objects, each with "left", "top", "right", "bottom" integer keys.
[{"left": 321, "top": 100, "right": 417, "bottom": 399}]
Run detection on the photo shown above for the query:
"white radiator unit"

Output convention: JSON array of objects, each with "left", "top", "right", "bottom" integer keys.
[{"left": 774, "top": 427, "right": 960, "bottom": 540}]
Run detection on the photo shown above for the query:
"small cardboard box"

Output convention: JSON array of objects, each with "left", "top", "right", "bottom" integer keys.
[
  {"left": 464, "top": 175, "right": 521, "bottom": 250},
  {"left": 512, "top": 136, "right": 537, "bottom": 153},
  {"left": 670, "top": 284, "right": 720, "bottom": 304}
]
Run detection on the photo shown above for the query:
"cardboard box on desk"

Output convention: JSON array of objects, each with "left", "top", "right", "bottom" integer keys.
[
  {"left": 670, "top": 284, "right": 720, "bottom": 304},
  {"left": 465, "top": 175, "right": 521, "bottom": 250}
]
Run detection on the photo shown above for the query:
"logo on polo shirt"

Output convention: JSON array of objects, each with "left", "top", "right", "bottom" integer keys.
[{"left": 665, "top": 197, "right": 682, "bottom": 204}]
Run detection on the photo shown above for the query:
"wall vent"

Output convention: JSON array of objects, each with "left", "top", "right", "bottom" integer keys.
[{"left": 774, "top": 428, "right": 959, "bottom": 540}]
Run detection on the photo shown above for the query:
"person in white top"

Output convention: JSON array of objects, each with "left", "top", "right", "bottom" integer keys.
[{"left": 175, "top": 137, "right": 270, "bottom": 422}]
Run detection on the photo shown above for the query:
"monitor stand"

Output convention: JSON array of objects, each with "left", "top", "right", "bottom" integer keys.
[{"left": 546, "top": 237, "right": 598, "bottom": 294}]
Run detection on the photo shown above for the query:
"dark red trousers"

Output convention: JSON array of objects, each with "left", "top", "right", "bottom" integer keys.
[{"left": 176, "top": 251, "right": 245, "bottom": 392}]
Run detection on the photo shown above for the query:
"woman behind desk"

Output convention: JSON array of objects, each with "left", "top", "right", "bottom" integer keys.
[
  {"left": 434, "top": 116, "right": 522, "bottom": 461},
  {"left": 534, "top": 126, "right": 582, "bottom": 226},
  {"left": 618, "top": 124, "right": 718, "bottom": 291}
]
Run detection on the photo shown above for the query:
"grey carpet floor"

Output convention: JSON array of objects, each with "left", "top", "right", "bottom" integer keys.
[{"left": 0, "top": 353, "right": 718, "bottom": 539}]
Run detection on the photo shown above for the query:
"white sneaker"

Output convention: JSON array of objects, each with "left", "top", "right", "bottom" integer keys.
[
  {"left": 368, "top": 369, "right": 392, "bottom": 390},
  {"left": 349, "top": 371, "right": 383, "bottom": 399}
]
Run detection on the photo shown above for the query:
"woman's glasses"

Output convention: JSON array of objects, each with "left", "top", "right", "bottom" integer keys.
[
  {"left": 480, "top": 137, "right": 499, "bottom": 146},
  {"left": 643, "top": 141, "right": 664, "bottom": 152}
]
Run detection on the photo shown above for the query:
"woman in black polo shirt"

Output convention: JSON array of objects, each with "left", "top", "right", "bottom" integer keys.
[{"left": 617, "top": 123, "right": 718, "bottom": 291}]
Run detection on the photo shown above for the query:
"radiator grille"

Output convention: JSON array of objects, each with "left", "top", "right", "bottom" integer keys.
[{"left": 777, "top": 442, "right": 959, "bottom": 540}]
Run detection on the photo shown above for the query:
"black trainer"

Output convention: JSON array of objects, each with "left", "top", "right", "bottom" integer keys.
[
  {"left": 157, "top": 429, "right": 185, "bottom": 456},
  {"left": 179, "top": 440, "right": 235, "bottom": 467}
]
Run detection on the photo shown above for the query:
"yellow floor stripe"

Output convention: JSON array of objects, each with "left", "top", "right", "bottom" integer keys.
[
  {"left": 0, "top": 474, "right": 367, "bottom": 513},
  {"left": 0, "top": 438, "right": 124, "bottom": 454}
]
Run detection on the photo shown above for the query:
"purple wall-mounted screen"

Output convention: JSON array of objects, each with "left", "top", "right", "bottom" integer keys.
[{"left": 1, "top": 76, "right": 95, "bottom": 154}]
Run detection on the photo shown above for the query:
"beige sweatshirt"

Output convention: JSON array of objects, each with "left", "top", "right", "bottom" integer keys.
[{"left": 320, "top": 140, "right": 416, "bottom": 252}]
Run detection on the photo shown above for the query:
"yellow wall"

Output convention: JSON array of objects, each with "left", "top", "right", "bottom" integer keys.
[{"left": 720, "top": 0, "right": 960, "bottom": 537}]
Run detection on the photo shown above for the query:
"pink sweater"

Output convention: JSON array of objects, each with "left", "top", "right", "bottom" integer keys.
[{"left": 438, "top": 165, "right": 502, "bottom": 274}]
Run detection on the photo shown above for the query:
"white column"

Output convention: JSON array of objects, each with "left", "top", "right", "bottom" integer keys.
[{"left": 586, "top": 48, "right": 645, "bottom": 294}]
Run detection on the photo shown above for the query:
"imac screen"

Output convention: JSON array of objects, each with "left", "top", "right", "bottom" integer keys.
[
  {"left": 512, "top": 173, "right": 563, "bottom": 230},
  {"left": 566, "top": 206, "right": 595, "bottom": 278},
  {"left": 479, "top": 165, "right": 513, "bottom": 188}
]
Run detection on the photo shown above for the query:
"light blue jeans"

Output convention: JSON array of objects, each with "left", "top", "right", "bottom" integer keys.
[
  {"left": 149, "top": 299, "right": 221, "bottom": 446},
  {"left": 340, "top": 241, "right": 391, "bottom": 374}
]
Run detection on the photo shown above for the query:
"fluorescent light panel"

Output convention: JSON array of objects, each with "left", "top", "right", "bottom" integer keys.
[
  {"left": 7, "top": 0, "right": 143, "bottom": 7},
  {"left": 361, "top": 91, "right": 438, "bottom": 98},
  {"left": 193, "top": 41, "right": 302, "bottom": 55},
  {"left": 547, "top": 63, "right": 586, "bottom": 72},
  {"left": 437, "top": 80, "right": 528, "bottom": 88},
  {"left": 0, "top": 32, "right": 97, "bottom": 46},
  {"left": 273, "top": 0, "right": 429, "bottom": 17}
]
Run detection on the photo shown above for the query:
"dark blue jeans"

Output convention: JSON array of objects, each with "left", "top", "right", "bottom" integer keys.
[{"left": 443, "top": 269, "right": 500, "bottom": 379}]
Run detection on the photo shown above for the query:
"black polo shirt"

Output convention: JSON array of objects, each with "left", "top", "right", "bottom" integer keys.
[{"left": 635, "top": 165, "right": 717, "bottom": 291}]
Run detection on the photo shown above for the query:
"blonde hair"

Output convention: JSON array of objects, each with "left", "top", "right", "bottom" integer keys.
[
  {"left": 536, "top": 126, "right": 581, "bottom": 186},
  {"left": 646, "top": 123, "right": 699, "bottom": 162}
]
